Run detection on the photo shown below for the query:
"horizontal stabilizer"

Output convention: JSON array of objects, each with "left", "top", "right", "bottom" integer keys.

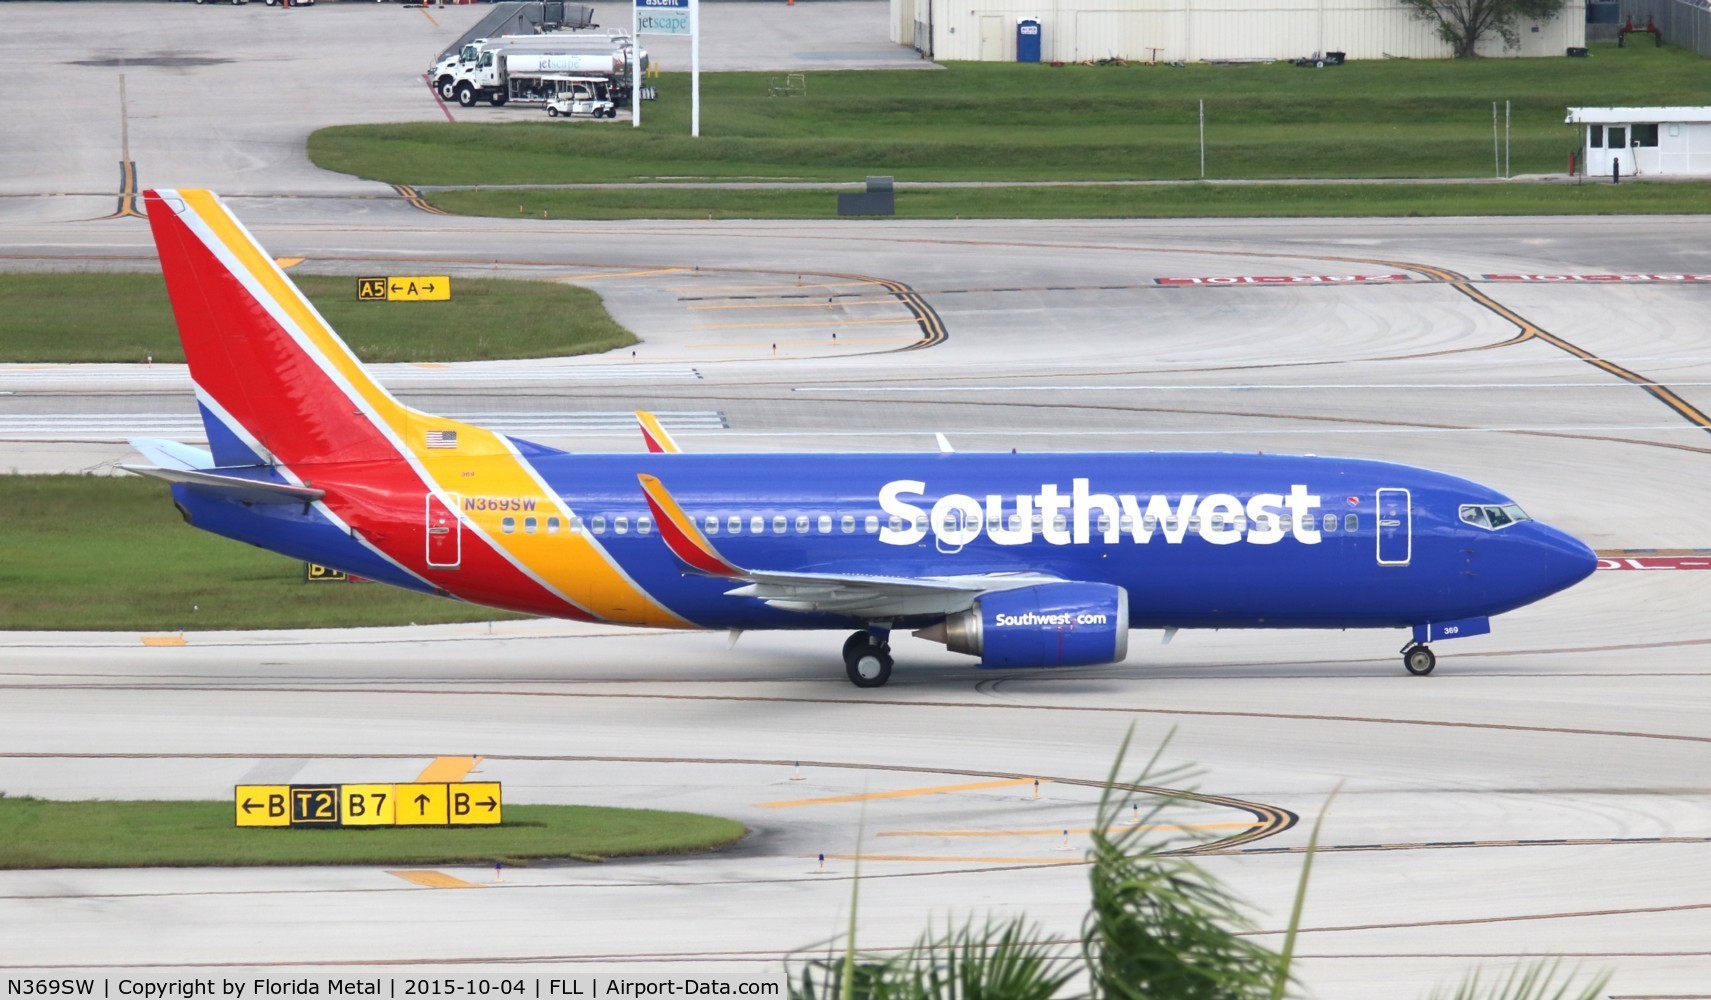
[
  {"left": 129, "top": 438, "right": 214, "bottom": 472},
  {"left": 120, "top": 465, "right": 326, "bottom": 505}
]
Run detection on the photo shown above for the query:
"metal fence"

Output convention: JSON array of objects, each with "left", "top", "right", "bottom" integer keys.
[{"left": 1619, "top": 0, "right": 1711, "bottom": 58}]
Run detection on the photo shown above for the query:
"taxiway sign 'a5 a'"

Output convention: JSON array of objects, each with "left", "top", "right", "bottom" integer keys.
[{"left": 125, "top": 189, "right": 1596, "bottom": 687}]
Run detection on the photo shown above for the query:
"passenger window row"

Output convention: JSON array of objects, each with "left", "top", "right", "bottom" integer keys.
[
  {"left": 493, "top": 510, "right": 1364, "bottom": 538},
  {"left": 497, "top": 512, "right": 889, "bottom": 537}
]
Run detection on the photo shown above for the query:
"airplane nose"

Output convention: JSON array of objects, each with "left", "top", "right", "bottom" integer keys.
[{"left": 1531, "top": 523, "right": 1598, "bottom": 596}]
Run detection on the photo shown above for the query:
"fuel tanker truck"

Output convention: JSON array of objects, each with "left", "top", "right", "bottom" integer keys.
[{"left": 440, "top": 36, "right": 647, "bottom": 108}]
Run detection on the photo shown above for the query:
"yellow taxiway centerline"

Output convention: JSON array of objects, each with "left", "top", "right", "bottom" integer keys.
[
  {"left": 559, "top": 268, "right": 686, "bottom": 282},
  {"left": 687, "top": 299, "right": 906, "bottom": 312},
  {"left": 415, "top": 755, "right": 482, "bottom": 783},
  {"left": 697, "top": 317, "right": 921, "bottom": 331},
  {"left": 387, "top": 870, "right": 484, "bottom": 889},
  {"left": 813, "top": 854, "right": 1081, "bottom": 865},
  {"left": 684, "top": 336, "right": 917, "bottom": 349},
  {"left": 673, "top": 280, "right": 877, "bottom": 294},
  {"left": 877, "top": 822, "right": 1256, "bottom": 838},
  {"left": 759, "top": 777, "right": 1043, "bottom": 809}
]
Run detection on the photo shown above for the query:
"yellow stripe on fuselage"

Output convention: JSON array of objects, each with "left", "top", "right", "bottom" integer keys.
[{"left": 181, "top": 191, "right": 692, "bottom": 629}]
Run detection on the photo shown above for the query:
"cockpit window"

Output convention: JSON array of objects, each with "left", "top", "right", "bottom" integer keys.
[{"left": 1460, "top": 502, "right": 1532, "bottom": 531}]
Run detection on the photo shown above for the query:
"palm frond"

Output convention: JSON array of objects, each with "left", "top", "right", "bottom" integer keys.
[
  {"left": 1425, "top": 959, "right": 1612, "bottom": 1000},
  {"left": 790, "top": 916, "right": 1073, "bottom": 1000},
  {"left": 1082, "top": 727, "right": 1286, "bottom": 1000}
]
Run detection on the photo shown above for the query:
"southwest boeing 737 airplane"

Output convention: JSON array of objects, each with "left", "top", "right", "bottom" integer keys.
[{"left": 125, "top": 189, "right": 1597, "bottom": 687}]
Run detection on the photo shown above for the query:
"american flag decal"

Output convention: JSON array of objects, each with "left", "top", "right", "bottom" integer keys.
[{"left": 425, "top": 430, "right": 458, "bottom": 449}]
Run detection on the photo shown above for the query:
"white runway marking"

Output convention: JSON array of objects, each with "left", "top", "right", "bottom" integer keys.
[
  {"left": 0, "top": 363, "right": 703, "bottom": 387},
  {"left": 796, "top": 382, "right": 1711, "bottom": 393},
  {"left": 0, "top": 411, "right": 728, "bottom": 441}
]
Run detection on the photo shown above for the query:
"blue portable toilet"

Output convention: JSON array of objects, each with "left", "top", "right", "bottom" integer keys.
[{"left": 1016, "top": 17, "right": 1041, "bottom": 63}]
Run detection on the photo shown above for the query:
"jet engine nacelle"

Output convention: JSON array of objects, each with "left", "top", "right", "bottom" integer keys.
[{"left": 918, "top": 582, "right": 1129, "bottom": 669}]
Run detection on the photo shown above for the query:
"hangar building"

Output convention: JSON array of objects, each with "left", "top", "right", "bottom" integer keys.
[{"left": 893, "top": 0, "right": 1588, "bottom": 63}]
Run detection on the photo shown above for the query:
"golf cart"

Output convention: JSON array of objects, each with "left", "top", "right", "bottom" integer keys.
[{"left": 544, "top": 76, "right": 618, "bottom": 120}]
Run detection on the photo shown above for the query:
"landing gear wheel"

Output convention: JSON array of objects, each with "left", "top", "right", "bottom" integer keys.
[
  {"left": 845, "top": 644, "right": 893, "bottom": 688},
  {"left": 1403, "top": 644, "right": 1436, "bottom": 676},
  {"left": 841, "top": 630, "right": 872, "bottom": 661}
]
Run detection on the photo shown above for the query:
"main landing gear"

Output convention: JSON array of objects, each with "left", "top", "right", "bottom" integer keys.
[
  {"left": 843, "top": 630, "right": 893, "bottom": 688},
  {"left": 1401, "top": 642, "right": 1436, "bottom": 676}
]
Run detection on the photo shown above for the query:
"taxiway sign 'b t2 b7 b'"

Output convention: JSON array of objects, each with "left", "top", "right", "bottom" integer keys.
[{"left": 125, "top": 189, "right": 1597, "bottom": 687}]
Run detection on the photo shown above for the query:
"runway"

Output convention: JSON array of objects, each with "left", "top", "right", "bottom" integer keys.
[{"left": 5, "top": 2, "right": 1711, "bottom": 996}]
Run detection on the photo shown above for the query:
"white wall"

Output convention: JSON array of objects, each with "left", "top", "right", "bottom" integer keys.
[
  {"left": 1662, "top": 123, "right": 1711, "bottom": 176},
  {"left": 903, "top": 0, "right": 1586, "bottom": 63},
  {"left": 1584, "top": 121, "right": 1711, "bottom": 177},
  {"left": 893, "top": 0, "right": 917, "bottom": 47}
]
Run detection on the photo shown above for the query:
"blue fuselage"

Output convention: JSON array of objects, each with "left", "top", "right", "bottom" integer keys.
[{"left": 178, "top": 448, "right": 1596, "bottom": 634}]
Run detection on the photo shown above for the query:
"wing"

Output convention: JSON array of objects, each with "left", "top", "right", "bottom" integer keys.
[{"left": 637, "top": 473, "right": 1058, "bottom": 618}]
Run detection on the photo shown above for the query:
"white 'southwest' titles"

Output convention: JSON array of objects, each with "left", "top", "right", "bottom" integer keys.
[{"left": 878, "top": 479, "right": 1324, "bottom": 547}]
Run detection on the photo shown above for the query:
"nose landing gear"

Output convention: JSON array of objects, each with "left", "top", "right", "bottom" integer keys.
[
  {"left": 1401, "top": 642, "right": 1436, "bottom": 676},
  {"left": 843, "top": 629, "right": 893, "bottom": 688}
]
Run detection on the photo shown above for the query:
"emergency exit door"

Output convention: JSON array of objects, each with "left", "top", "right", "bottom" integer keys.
[
  {"left": 426, "top": 493, "right": 461, "bottom": 568},
  {"left": 1376, "top": 488, "right": 1410, "bottom": 566}
]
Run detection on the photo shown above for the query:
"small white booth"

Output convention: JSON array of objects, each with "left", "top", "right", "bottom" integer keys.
[{"left": 1567, "top": 106, "right": 1711, "bottom": 178}]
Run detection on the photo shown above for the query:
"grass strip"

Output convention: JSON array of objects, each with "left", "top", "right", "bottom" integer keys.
[
  {"left": 0, "top": 475, "right": 531, "bottom": 630},
  {"left": 309, "top": 44, "right": 1711, "bottom": 186},
  {"left": 0, "top": 797, "right": 746, "bottom": 868},
  {"left": 0, "top": 273, "right": 635, "bottom": 364},
  {"left": 430, "top": 180, "right": 1711, "bottom": 220}
]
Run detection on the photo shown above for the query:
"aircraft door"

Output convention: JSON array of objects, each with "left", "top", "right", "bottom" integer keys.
[
  {"left": 426, "top": 493, "right": 462, "bottom": 568},
  {"left": 1376, "top": 488, "right": 1410, "bottom": 566}
]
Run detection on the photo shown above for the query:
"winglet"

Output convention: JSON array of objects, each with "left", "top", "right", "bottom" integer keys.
[
  {"left": 636, "top": 411, "right": 682, "bottom": 454},
  {"left": 637, "top": 474, "right": 743, "bottom": 577}
]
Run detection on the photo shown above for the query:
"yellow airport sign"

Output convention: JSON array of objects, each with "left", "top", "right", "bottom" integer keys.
[
  {"left": 449, "top": 782, "right": 503, "bottom": 825},
  {"left": 358, "top": 275, "right": 451, "bottom": 302},
  {"left": 236, "top": 781, "right": 501, "bottom": 828},
  {"left": 234, "top": 785, "right": 290, "bottom": 827},
  {"left": 290, "top": 785, "right": 341, "bottom": 826},
  {"left": 305, "top": 563, "right": 348, "bottom": 582},
  {"left": 394, "top": 782, "right": 451, "bottom": 826},
  {"left": 340, "top": 784, "right": 397, "bottom": 826}
]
